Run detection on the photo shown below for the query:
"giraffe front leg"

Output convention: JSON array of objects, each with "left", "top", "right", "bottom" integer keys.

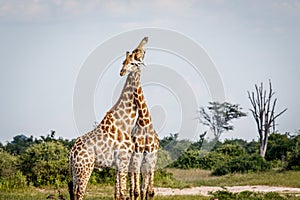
[
  {"left": 129, "top": 170, "right": 134, "bottom": 200},
  {"left": 116, "top": 150, "right": 132, "bottom": 200},
  {"left": 119, "top": 171, "right": 128, "bottom": 200},
  {"left": 147, "top": 170, "right": 155, "bottom": 200},
  {"left": 115, "top": 172, "right": 120, "bottom": 200},
  {"left": 140, "top": 171, "right": 150, "bottom": 200},
  {"left": 147, "top": 152, "right": 158, "bottom": 200},
  {"left": 130, "top": 152, "right": 143, "bottom": 200},
  {"left": 140, "top": 157, "right": 150, "bottom": 200},
  {"left": 74, "top": 164, "right": 94, "bottom": 200},
  {"left": 141, "top": 151, "right": 158, "bottom": 200}
]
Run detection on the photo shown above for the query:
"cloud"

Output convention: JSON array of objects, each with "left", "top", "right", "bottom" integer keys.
[
  {"left": 0, "top": 0, "right": 198, "bottom": 22},
  {"left": 0, "top": 0, "right": 50, "bottom": 20}
]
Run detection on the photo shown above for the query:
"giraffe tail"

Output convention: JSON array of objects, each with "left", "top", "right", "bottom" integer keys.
[
  {"left": 68, "top": 180, "right": 74, "bottom": 200},
  {"left": 68, "top": 151, "right": 75, "bottom": 200}
]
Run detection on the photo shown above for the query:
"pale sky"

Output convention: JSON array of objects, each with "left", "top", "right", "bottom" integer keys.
[{"left": 1, "top": 0, "right": 299, "bottom": 143}]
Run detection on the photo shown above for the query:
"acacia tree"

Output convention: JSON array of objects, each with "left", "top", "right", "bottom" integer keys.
[
  {"left": 248, "top": 80, "right": 287, "bottom": 158},
  {"left": 198, "top": 102, "right": 247, "bottom": 141}
]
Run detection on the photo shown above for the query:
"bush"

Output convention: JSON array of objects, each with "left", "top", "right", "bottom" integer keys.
[
  {"left": 286, "top": 135, "right": 300, "bottom": 170},
  {"left": 19, "top": 141, "right": 69, "bottom": 187},
  {"left": 214, "top": 144, "right": 246, "bottom": 157},
  {"left": 265, "top": 133, "right": 294, "bottom": 161},
  {"left": 0, "top": 149, "right": 17, "bottom": 178},
  {"left": 153, "top": 168, "right": 179, "bottom": 187},
  {"left": 168, "top": 150, "right": 202, "bottom": 169},
  {"left": 212, "top": 154, "right": 271, "bottom": 176},
  {"left": 212, "top": 190, "right": 290, "bottom": 200},
  {"left": 0, "top": 170, "right": 28, "bottom": 190},
  {"left": 156, "top": 149, "right": 172, "bottom": 169},
  {"left": 89, "top": 168, "right": 116, "bottom": 185},
  {"left": 169, "top": 150, "right": 230, "bottom": 170}
]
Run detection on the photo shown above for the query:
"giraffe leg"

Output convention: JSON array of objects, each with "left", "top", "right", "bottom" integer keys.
[
  {"left": 140, "top": 171, "right": 150, "bottom": 200},
  {"left": 147, "top": 152, "right": 158, "bottom": 200},
  {"left": 141, "top": 151, "right": 158, "bottom": 200},
  {"left": 132, "top": 153, "right": 143, "bottom": 200},
  {"left": 129, "top": 169, "right": 134, "bottom": 200},
  {"left": 116, "top": 150, "right": 132, "bottom": 200},
  {"left": 129, "top": 152, "right": 143, "bottom": 200},
  {"left": 147, "top": 170, "right": 155, "bottom": 200},
  {"left": 119, "top": 171, "right": 128, "bottom": 200},
  {"left": 140, "top": 156, "right": 150, "bottom": 200},
  {"left": 115, "top": 172, "right": 120, "bottom": 200},
  {"left": 73, "top": 164, "right": 94, "bottom": 200}
]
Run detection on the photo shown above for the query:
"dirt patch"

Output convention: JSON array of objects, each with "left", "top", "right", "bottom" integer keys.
[{"left": 155, "top": 186, "right": 300, "bottom": 196}]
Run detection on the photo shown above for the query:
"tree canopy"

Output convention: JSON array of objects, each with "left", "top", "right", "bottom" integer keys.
[{"left": 198, "top": 101, "right": 247, "bottom": 141}]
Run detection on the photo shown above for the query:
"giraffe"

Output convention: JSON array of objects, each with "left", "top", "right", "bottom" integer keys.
[
  {"left": 125, "top": 47, "right": 159, "bottom": 200},
  {"left": 129, "top": 85, "right": 160, "bottom": 200},
  {"left": 68, "top": 37, "right": 148, "bottom": 200}
]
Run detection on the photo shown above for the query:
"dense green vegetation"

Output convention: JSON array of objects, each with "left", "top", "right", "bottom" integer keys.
[
  {"left": 162, "top": 132, "right": 299, "bottom": 175},
  {"left": 0, "top": 131, "right": 299, "bottom": 200}
]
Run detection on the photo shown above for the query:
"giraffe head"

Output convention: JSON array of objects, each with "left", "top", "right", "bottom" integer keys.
[{"left": 120, "top": 37, "right": 148, "bottom": 76}]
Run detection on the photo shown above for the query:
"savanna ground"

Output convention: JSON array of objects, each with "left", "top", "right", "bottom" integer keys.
[{"left": 1, "top": 169, "right": 300, "bottom": 200}]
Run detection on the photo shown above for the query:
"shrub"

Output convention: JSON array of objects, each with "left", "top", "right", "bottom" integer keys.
[
  {"left": 156, "top": 149, "right": 172, "bottom": 169},
  {"left": 199, "top": 151, "right": 229, "bottom": 170},
  {"left": 0, "top": 149, "right": 17, "bottom": 178},
  {"left": 214, "top": 144, "right": 246, "bottom": 157},
  {"left": 169, "top": 150, "right": 229, "bottom": 170},
  {"left": 153, "top": 168, "right": 179, "bottom": 187},
  {"left": 212, "top": 154, "right": 271, "bottom": 176},
  {"left": 168, "top": 150, "right": 202, "bottom": 169},
  {"left": 286, "top": 135, "right": 300, "bottom": 170},
  {"left": 0, "top": 170, "right": 27, "bottom": 190},
  {"left": 0, "top": 149, "right": 27, "bottom": 190},
  {"left": 265, "top": 133, "right": 294, "bottom": 161},
  {"left": 19, "top": 141, "right": 69, "bottom": 186},
  {"left": 212, "top": 190, "right": 289, "bottom": 200},
  {"left": 89, "top": 168, "right": 116, "bottom": 185}
]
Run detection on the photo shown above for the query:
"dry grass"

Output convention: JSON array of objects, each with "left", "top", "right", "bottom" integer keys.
[{"left": 167, "top": 168, "right": 300, "bottom": 188}]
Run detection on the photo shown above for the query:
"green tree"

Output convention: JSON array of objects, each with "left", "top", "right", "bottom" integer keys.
[
  {"left": 5, "top": 134, "right": 34, "bottom": 155},
  {"left": 160, "top": 133, "right": 179, "bottom": 149},
  {"left": 0, "top": 149, "right": 17, "bottom": 179},
  {"left": 160, "top": 133, "right": 191, "bottom": 161},
  {"left": 198, "top": 101, "right": 247, "bottom": 141},
  {"left": 286, "top": 133, "right": 300, "bottom": 170},
  {"left": 19, "top": 141, "right": 69, "bottom": 187},
  {"left": 0, "top": 149, "right": 27, "bottom": 190},
  {"left": 265, "top": 133, "right": 293, "bottom": 161}
]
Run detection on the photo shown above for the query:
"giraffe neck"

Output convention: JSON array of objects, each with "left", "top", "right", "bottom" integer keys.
[
  {"left": 135, "top": 85, "right": 152, "bottom": 127},
  {"left": 105, "top": 70, "right": 141, "bottom": 133}
]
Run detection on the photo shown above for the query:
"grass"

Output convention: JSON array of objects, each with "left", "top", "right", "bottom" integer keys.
[
  {"left": 1, "top": 169, "right": 300, "bottom": 200},
  {"left": 0, "top": 186, "right": 115, "bottom": 200},
  {"left": 167, "top": 168, "right": 300, "bottom": 188}
]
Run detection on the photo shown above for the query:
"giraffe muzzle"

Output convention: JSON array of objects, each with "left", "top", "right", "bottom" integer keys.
[{"left": 120, "top": 69, "right": 126, "bottom": 76}]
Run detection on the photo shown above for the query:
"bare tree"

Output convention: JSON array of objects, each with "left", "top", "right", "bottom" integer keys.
[
  {"left": 248, "top": 80, "right": 287, "bottom": 158},
  {"left": 198, "top": 101, "right": 247, "bottom": 141}
]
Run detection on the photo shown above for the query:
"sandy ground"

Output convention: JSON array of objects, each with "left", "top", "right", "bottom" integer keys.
[{"left": 155, "top": 186, "right": 300, "bottom": 196}]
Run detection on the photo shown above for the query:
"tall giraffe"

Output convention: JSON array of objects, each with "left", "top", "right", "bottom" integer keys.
[
  {"left": 125, "top": 43, "right": 159, "bottom": 200},
  {"left": 68, "top": 37, "right": 148, "bottom": 200},
  {"left": 129, "top": 85, "right": 159, "bottom": 200}
]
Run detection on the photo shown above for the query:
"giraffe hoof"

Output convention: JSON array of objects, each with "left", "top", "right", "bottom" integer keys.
[
  {"left": 149, "top": 191, "right": 155, "bottom": 197},
  {"left": 134, "top": 191, "right": 140, "bottom": 197}
]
